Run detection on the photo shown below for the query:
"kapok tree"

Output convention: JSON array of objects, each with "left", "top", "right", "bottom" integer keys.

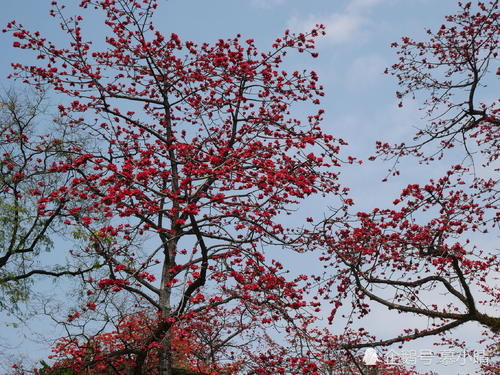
[
  {"left": 4, "top": 0, "right": 344, "bottom": 374},
  {"left": 377, "top": 0, "right": 499, "bottom": 171},
  {"left": 317, "top": 168, "right": 498, "bottom": 341},
  {"left": 312, "top": 0, "right": 499, "bottom": 370},
  {"left": 38, "top": 311, "right": 239, "bottom": 375}
]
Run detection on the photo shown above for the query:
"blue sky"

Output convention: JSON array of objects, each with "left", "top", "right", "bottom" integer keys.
[{"left": 0, "top": 1, "right": 491, "bottom": 374}]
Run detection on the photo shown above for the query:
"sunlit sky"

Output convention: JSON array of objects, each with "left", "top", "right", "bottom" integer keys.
[{"left": 0, "top": 1, "right": 492, "bottom": 374}]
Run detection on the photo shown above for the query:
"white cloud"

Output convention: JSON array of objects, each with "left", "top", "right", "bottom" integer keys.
[
  {"left": 288, "top": 12, "right": 364, "bottom": 44},
  {"left": 326, "top": 13, "right": 365, "bottom": 44},
  {"left": 250, "top": 0, "right": 285, "bottom": 9},
  {"left": 347, "top": 0, "right": 386, "bottom": 12},
  {"left": 287, "top": 0, "right": 386, "bottom": 44},
  {"left": 346, "top": 54, "right": 387, "bottom": 88}
]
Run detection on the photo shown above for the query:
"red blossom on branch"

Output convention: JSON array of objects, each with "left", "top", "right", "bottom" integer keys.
[{"left": 3, "top": 0, "right": 345, "bottom": 374}]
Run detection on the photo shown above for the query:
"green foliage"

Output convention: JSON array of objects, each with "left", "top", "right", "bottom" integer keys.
[{"left": 0, "top": 90, "right": 63, "bottom": 311}]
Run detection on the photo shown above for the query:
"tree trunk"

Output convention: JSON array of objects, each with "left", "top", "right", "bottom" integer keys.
[
  {"left": 159, "top": 328, "right": 173, "bottom": 375},
  {"left": 475, "top": 312, "right": 500, "bottom": 333},
  {"left": 158, "top": 236, "right": 177, "bottom": 375},
  {"left": 172, "top": 369, "right": 206, "bottom": 375}
]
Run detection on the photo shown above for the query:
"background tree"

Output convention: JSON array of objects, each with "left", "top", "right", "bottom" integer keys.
[
  {"left": 0, "top": 88, "right": 96, "bottom": 312},
  {"left": 4, "top": 0, "right": 344, "bottom": 374}
]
